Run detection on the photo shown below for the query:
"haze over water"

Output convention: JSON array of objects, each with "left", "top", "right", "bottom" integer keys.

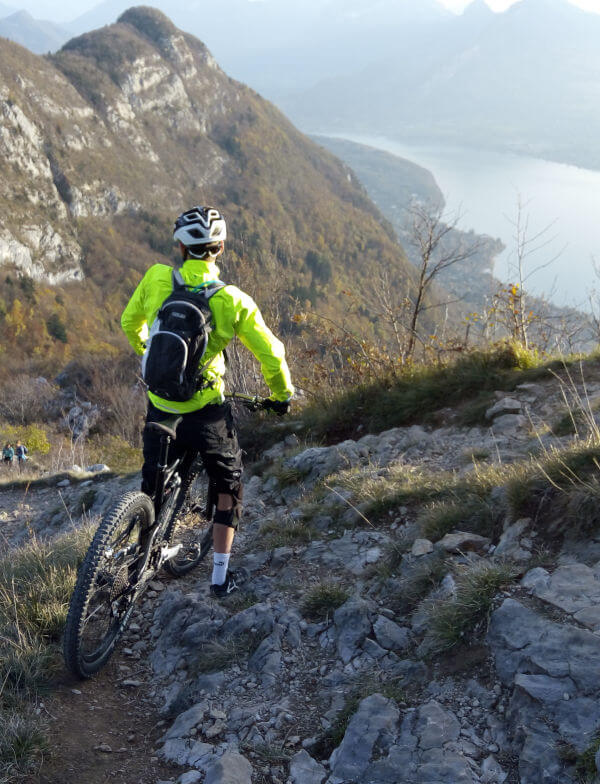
[{"left": 339, "top": 135, "right": 600, "bottom": 310}]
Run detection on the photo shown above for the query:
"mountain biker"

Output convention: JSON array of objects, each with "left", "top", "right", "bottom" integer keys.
[{"left": 121, "top": 206, "right": 294, "bottom": 597}]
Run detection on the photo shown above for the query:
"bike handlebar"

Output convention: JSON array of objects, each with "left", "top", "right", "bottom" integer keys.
[
  {"left": 225, "top": 392, "right": 270, "bottom": 412},
  {"left": 225, "top": 393, "right": 288, "bottom": 414}
]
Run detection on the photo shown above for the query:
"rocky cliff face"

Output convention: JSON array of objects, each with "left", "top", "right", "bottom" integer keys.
[{"left": 0, "top": 6, "right": 412, "bottom": 368}]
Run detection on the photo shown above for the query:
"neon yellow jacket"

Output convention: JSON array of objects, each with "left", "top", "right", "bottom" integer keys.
[{"left": 121, "top": 258, "right": 294, "bottom": 414}]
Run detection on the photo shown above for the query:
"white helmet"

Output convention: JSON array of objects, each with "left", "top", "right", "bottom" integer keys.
[{"left": 173, "top": 206, "right": 227, "bottom": 257}]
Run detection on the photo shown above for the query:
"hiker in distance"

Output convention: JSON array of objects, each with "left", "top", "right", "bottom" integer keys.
[
  {"left": 121, "top": 206, "right": 294, "bottom": 596},
  {"left": 15, "top": 440, "right": 27, "bottom": 472},
  {"left": 2, "top": 443, "right": 14, "bottom": 469}
]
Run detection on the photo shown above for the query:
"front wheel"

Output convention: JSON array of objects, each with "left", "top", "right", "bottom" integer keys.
[
  {"left": 163, "top": 475, "right": 213, "bottom": 577},
  {"left": 63, "top": 492, "right": 154, "bottom": 678}
]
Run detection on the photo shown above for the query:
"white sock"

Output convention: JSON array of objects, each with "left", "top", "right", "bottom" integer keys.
[{"left": 212, "top": 552, "right": 230, "bottom": 586}]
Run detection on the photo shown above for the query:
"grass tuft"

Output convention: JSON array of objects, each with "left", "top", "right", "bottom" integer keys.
[
  {"left": 574, "top": 734, "right": 600, "bottom": 782},
  {"left": 424, "top": 561, "right": 518, "bottom": 654},
  {"left": 418, "top": 496, "right": 498, "bottom": 542},
  {"left": 259, "top": 518, "right": 314, "bottom": 549},
  {"left": 192, "top": 632, "right": 263, "bottom": 675},
  {"left": 301, "top": 583, "right": 349, "bottom": 621}
]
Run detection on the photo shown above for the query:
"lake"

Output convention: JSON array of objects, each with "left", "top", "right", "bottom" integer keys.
[{"left": 333, "top": 134, "right": 600, "bottom": 309}]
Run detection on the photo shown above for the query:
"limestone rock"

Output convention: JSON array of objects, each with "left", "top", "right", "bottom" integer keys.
[
  {"left": 373, "top": 615, "right": 410, "bottom": 652},
  {"left": 289, "top": 750, "right": 326, "bottom": 784},
  {"left": 495, "top": 518, "right": 532, "bottom": 562},
  {"left": 491, "top": 414, "right": 527, "bottom": 433},
  {"left": 521, "top": 561, "right": 600, "bottom": 630},
  {"left": 412, "top": 538, "right": 434, "bottom": 556},
  {"left": 415, "top": 701, "right": 460, "bottom": 750},
  {"left": 163, "top": 702, "right": 207, "bottom": 740},
  {"left": 486, "top": 397, "right": 522, "bottom": 419},
  {"left": 333, "top": 598, "right": 372, "bottom": 663},
  {"left": 203, "top": 751, "right": 253, "bottom": 784},
  {"left": 329, "top": 693, "right": 399, "bottom": 781}
]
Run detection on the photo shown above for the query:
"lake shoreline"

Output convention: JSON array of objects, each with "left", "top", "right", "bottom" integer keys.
[{"left": 319, "top": 132, "right": 600, "bottom": 309}]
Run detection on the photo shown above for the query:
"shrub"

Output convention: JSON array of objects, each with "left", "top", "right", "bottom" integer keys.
[{"left": 46, "top": 313, "right": 67, "bottom": 343}]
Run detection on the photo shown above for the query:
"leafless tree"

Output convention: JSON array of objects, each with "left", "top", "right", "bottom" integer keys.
[
  {"left": 403, "top": 201, "right": 483, "bottom": 361},
  {"left": 500, "top": 195, "right": 564, "bottom": 349},
  {"left": 0, "top": 375, "right": 57, "bottom": 424}
]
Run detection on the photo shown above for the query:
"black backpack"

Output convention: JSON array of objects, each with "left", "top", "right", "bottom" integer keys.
[{"left": 142, "top": 270, "right": 225, "bottom": 401}]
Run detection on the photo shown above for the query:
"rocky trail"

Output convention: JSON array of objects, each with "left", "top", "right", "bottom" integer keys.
[{"left": 7, "top": 368, "right": 600, "bottom": 783}]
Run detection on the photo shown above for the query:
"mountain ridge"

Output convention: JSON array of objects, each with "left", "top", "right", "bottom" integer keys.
[{"left": 0, "top": 6, "right": 423, "bottom": 375}]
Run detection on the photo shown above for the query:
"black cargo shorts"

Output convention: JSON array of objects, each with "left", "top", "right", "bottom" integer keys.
[{"left": 141, "top": 401, "right": 243, "bottom": 496}]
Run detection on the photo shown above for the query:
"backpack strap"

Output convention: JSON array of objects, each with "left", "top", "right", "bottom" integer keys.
[{"left": 192, "top": 280, "right": 226, "bottom": 299}]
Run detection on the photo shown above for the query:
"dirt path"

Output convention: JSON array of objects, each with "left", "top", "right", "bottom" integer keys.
[{"left": 26, "top": 648, "right": 179, "bottom": 784}]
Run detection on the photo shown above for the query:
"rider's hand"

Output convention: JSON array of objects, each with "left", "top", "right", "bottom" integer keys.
[{"left": 264, "top": 398, "right": 291, "bottom": 416}]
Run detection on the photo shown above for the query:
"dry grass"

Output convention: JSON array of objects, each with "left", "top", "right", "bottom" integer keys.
[{"left": 0, "top": 525, "right": 93, "bottom": 778}]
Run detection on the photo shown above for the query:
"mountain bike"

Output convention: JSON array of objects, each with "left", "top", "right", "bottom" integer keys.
[{"left": 63, "top": 393, "right": 270, "bottom": 678}]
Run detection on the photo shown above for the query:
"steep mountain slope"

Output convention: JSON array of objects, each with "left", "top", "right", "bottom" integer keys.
[
  {"left": 0, "top": 6, "right": 418, "bottom": 375},
  {"left": 282, "top": 0, "right": 600, "bottom": 169}
]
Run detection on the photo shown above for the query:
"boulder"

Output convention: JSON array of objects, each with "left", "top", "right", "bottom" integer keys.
[{"left": 437, "top": 531, "right": 491, "bottom": 554}]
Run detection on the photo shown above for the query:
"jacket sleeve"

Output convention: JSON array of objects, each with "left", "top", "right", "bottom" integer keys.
[
  {"left": 121, "top": 272, "right": 150, "bottom": 356},
  {"left": 231, "top": 289, "right": 294, "bottom": 401}
]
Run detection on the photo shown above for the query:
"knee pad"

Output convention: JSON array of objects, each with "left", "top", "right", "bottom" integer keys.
[{"left": 213, "top": 507, "right": 238, "bottom": 530}]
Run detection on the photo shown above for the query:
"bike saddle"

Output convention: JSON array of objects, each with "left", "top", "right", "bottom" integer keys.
[{"left": 145, "top": 416, "right": 183, "bottom": 439}]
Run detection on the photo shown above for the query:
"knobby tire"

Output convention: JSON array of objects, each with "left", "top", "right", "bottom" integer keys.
[{"left": 63, "top": 491, "right": 154, "bottom": 679}]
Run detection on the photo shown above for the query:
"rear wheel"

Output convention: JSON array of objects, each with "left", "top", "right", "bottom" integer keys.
[
  {"left": 163, "top": 474, "right": 213, "bottom": 577},
  {"left": 63, "top": 492, "right": 154, "bottom": 678}
]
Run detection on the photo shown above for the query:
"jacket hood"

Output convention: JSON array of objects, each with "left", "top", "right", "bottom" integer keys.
[{"left": 180, "top": 257, "right": 221, "bottom": 281}]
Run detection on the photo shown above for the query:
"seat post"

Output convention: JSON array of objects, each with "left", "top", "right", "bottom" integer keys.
[{"left": 153, "top": 432, "right": 172, "bottom": 511}]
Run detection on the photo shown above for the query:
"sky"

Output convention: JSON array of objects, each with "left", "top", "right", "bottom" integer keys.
[
  {"left": 5, "top": 0, "right": 600, "bottom": 25},
  {"left": 439, "top": 0, "right": 600, "bottom": 11}
]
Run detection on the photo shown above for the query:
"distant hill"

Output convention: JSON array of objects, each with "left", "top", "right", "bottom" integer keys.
[
  {"left": 0, "top": 10, "right": 70, "bottom": 53},
  {"left": 0, "top": 6, "right": 425, "bottom": 375},
  {"left": 283, "top": 0, "right": 600, "bottom": 170},
  {"left": 67, "top": 0, "right": 451, "bottom": 95}
]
